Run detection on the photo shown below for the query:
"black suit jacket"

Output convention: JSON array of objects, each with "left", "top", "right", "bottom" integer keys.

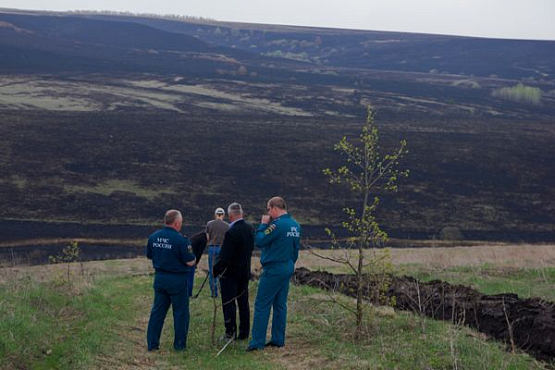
[
  {"left": 190, "top": 231, "right": 208, "bottom": 264},
  {"left": 213, "top": 219, "right": 255, "bottom": 280}
]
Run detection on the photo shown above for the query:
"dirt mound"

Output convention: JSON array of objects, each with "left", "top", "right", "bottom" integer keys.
[{"left": 294, "top": 267, "right": 555, "bottom": 361}]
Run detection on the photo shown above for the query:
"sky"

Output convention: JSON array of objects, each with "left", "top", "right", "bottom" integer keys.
[{"left": 1, "top": 0, "right": 554, "bottom": 41}]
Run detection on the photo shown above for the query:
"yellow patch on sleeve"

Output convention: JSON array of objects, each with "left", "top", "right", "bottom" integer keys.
[{"left": 264, "top": 224, "right": 277, "bottom": 235}]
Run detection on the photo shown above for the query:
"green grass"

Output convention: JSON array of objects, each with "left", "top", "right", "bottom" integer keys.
[
  {"left": 0, "top": 269, "right": 279, "bottom": 370},
  {"left": 397, "top": 264, "right": 555, "bottom": 301},
  {"left": 0, "top": 273, "right": 151, "bottom": 369},
  {"left": 0, "top": 262, "right": 549, "bottom": 369}
]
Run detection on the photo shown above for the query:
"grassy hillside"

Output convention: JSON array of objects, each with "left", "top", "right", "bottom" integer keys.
[{"left": 0, "top": 254, "right": 551, "bottom": 369}]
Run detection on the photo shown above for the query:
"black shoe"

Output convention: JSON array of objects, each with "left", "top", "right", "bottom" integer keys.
[
  {"left": 237, "top": 334, "right": 249, "bottom": 341},
  {"left": 265, "top": 341, "right": 283, "bottom": 348},
  {"left": 246, "top": 346, "right": 262, "bottom": 352},
  {"left": 147, "top": 347, "right": 159, "bottom": 352}
]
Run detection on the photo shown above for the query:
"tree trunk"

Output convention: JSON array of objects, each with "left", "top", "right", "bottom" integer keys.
[{"left": 355, "top": 244, "right": 364, "bottom": 339}]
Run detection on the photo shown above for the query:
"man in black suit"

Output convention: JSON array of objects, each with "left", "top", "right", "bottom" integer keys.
[{"left": 213, "top": 202, "right": 255, "bottom": 341}]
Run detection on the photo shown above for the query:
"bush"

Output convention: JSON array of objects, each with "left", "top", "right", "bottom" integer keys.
[
  {"left": 439, "top": 226, "right": 463, "bottom": 240},
  {"left": 491, "top": 83, "right": 542, "bottom": 105}
]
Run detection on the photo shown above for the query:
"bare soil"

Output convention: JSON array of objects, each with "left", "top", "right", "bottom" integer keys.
[{"left": 294, "top": 267, "right": 555, "bottom": 361}]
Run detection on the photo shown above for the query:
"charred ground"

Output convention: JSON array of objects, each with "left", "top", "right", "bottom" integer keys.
[{"left": 0, "top": 10, "right": 554, "bottom": 243}]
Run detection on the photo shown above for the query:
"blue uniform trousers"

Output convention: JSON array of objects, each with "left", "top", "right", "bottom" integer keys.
[
  {"left": 186, "top": 265, "right": 196, "bottom": 297},
  {"left": 147, "top": 271, "right": 190, "bottom": 351},
  {"left": 249, "top": 261, "right": 294, "bottom": 349},
  {"left": 208, "top": 245, "right": 221, "bottom": 297}
]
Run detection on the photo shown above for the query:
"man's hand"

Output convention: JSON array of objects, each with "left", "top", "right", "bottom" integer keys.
[
  {"left": 187, "top": 260, "right": 196, "bottom": 267},
  {"left": 261, "top": 215, "right": 271, "bottom": 224}
]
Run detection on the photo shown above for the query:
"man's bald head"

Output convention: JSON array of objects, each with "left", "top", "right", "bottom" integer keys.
[{"left": 164, "top": 210, "right": 183, "bottom": 231}]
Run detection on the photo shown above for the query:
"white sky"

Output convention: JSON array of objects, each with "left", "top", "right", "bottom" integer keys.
[{"left": 1, "top": 0, "right": 554, "bottom": 41}]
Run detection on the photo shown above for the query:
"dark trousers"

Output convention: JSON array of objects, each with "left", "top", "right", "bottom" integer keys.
[
  {"left": 219, "top": 275, "right": 250, "bottom": 339},
  {"left": 147, "top": 272, "right": 190, "bottom": 350}
]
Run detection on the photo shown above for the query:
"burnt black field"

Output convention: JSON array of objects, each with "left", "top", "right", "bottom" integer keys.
[{"left": 0, "top": 9, "right": 554, "bottom": 258}]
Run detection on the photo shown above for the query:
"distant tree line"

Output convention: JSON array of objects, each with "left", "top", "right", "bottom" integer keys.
[{"left": 65, "top": 10, "right": 215, "bottom": 23}]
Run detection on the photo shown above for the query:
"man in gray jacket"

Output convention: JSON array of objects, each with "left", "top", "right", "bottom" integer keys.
[{"left": 206, "top": 207, "right": 229, "bottom": 297}]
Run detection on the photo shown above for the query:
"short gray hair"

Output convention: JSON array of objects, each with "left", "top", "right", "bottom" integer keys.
[
  {"left": 227, "top": 202, "right": 243, "bottom": 216},
  {"left": 164, "top": 210, "right": 182, "bottom": 225}
]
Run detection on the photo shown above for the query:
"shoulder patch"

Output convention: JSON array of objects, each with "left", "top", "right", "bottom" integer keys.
[
  {"left": 187, "top": 244, "right": 193, "bottom": 253},
  {"left": 264, "top": 224, "right": 277, "bottom": 235}
]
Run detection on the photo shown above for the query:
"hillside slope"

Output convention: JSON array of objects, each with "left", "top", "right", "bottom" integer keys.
[
  {"left": 85, "top": 13, "right": 555, "bottom": 80},
  {"left": 0, "top": 10, "right": 554, "bottom": 241},
  {"left": 0, "top": 12, "right": 256, "bottom": 75}
]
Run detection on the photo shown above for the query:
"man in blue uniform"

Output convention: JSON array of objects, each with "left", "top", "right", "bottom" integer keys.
[
  {"left": 248, "top": 197, "right": 301, "bottom": 351},
  {"left": 146, "top": 209, "right": 196, "bottom": 351}
]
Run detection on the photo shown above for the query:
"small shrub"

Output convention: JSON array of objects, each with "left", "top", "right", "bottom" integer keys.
[
  {"left": 48, "top": 241, "right": 82, "bottom": 285},
  {"left": 491, "top": 83, "right": 542, "bottom": 105},
  {"left": 439, "top": 227, "right": 463, "bottom": 240}
]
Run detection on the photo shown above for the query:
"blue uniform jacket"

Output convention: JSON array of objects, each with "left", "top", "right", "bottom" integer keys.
[
  {"left": 146, "top": 226, "right": 195, "bottom": 273},
  {"left": 256, "top": 214, "right": 301, "bottom": 267}
]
